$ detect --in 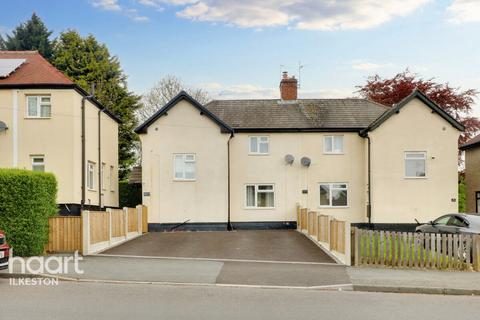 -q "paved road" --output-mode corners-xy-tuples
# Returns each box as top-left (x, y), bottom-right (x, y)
(2, 255), (349, 287)
(103, 230), (334, 263)
(1, 279), (479, 320)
